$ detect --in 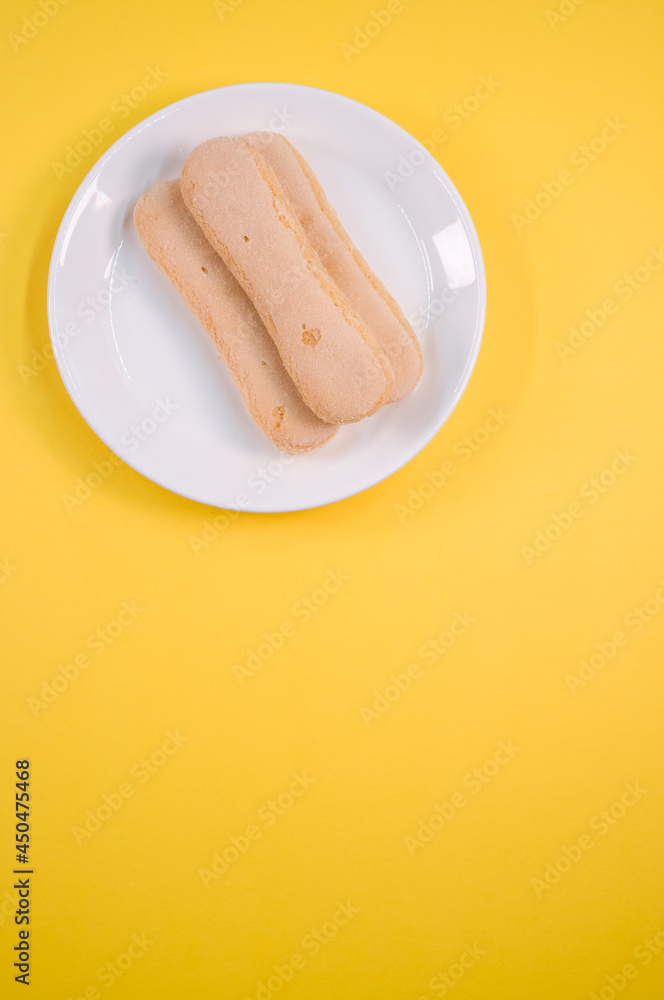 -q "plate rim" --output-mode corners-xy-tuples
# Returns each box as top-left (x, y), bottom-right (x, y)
(47, 81), (487, 513)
